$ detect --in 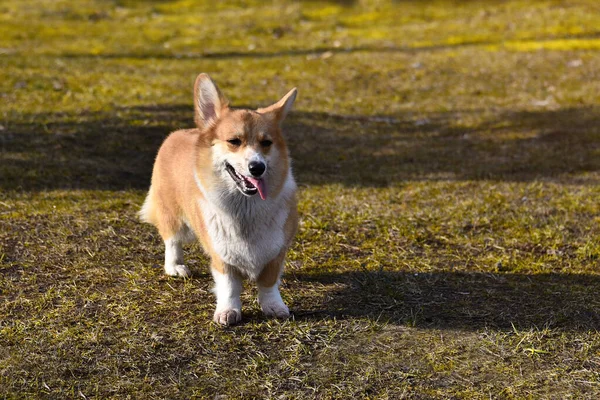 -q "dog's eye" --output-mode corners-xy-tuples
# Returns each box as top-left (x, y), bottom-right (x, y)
(227, 138), (242, 146)
(260, 140), (273, 147)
